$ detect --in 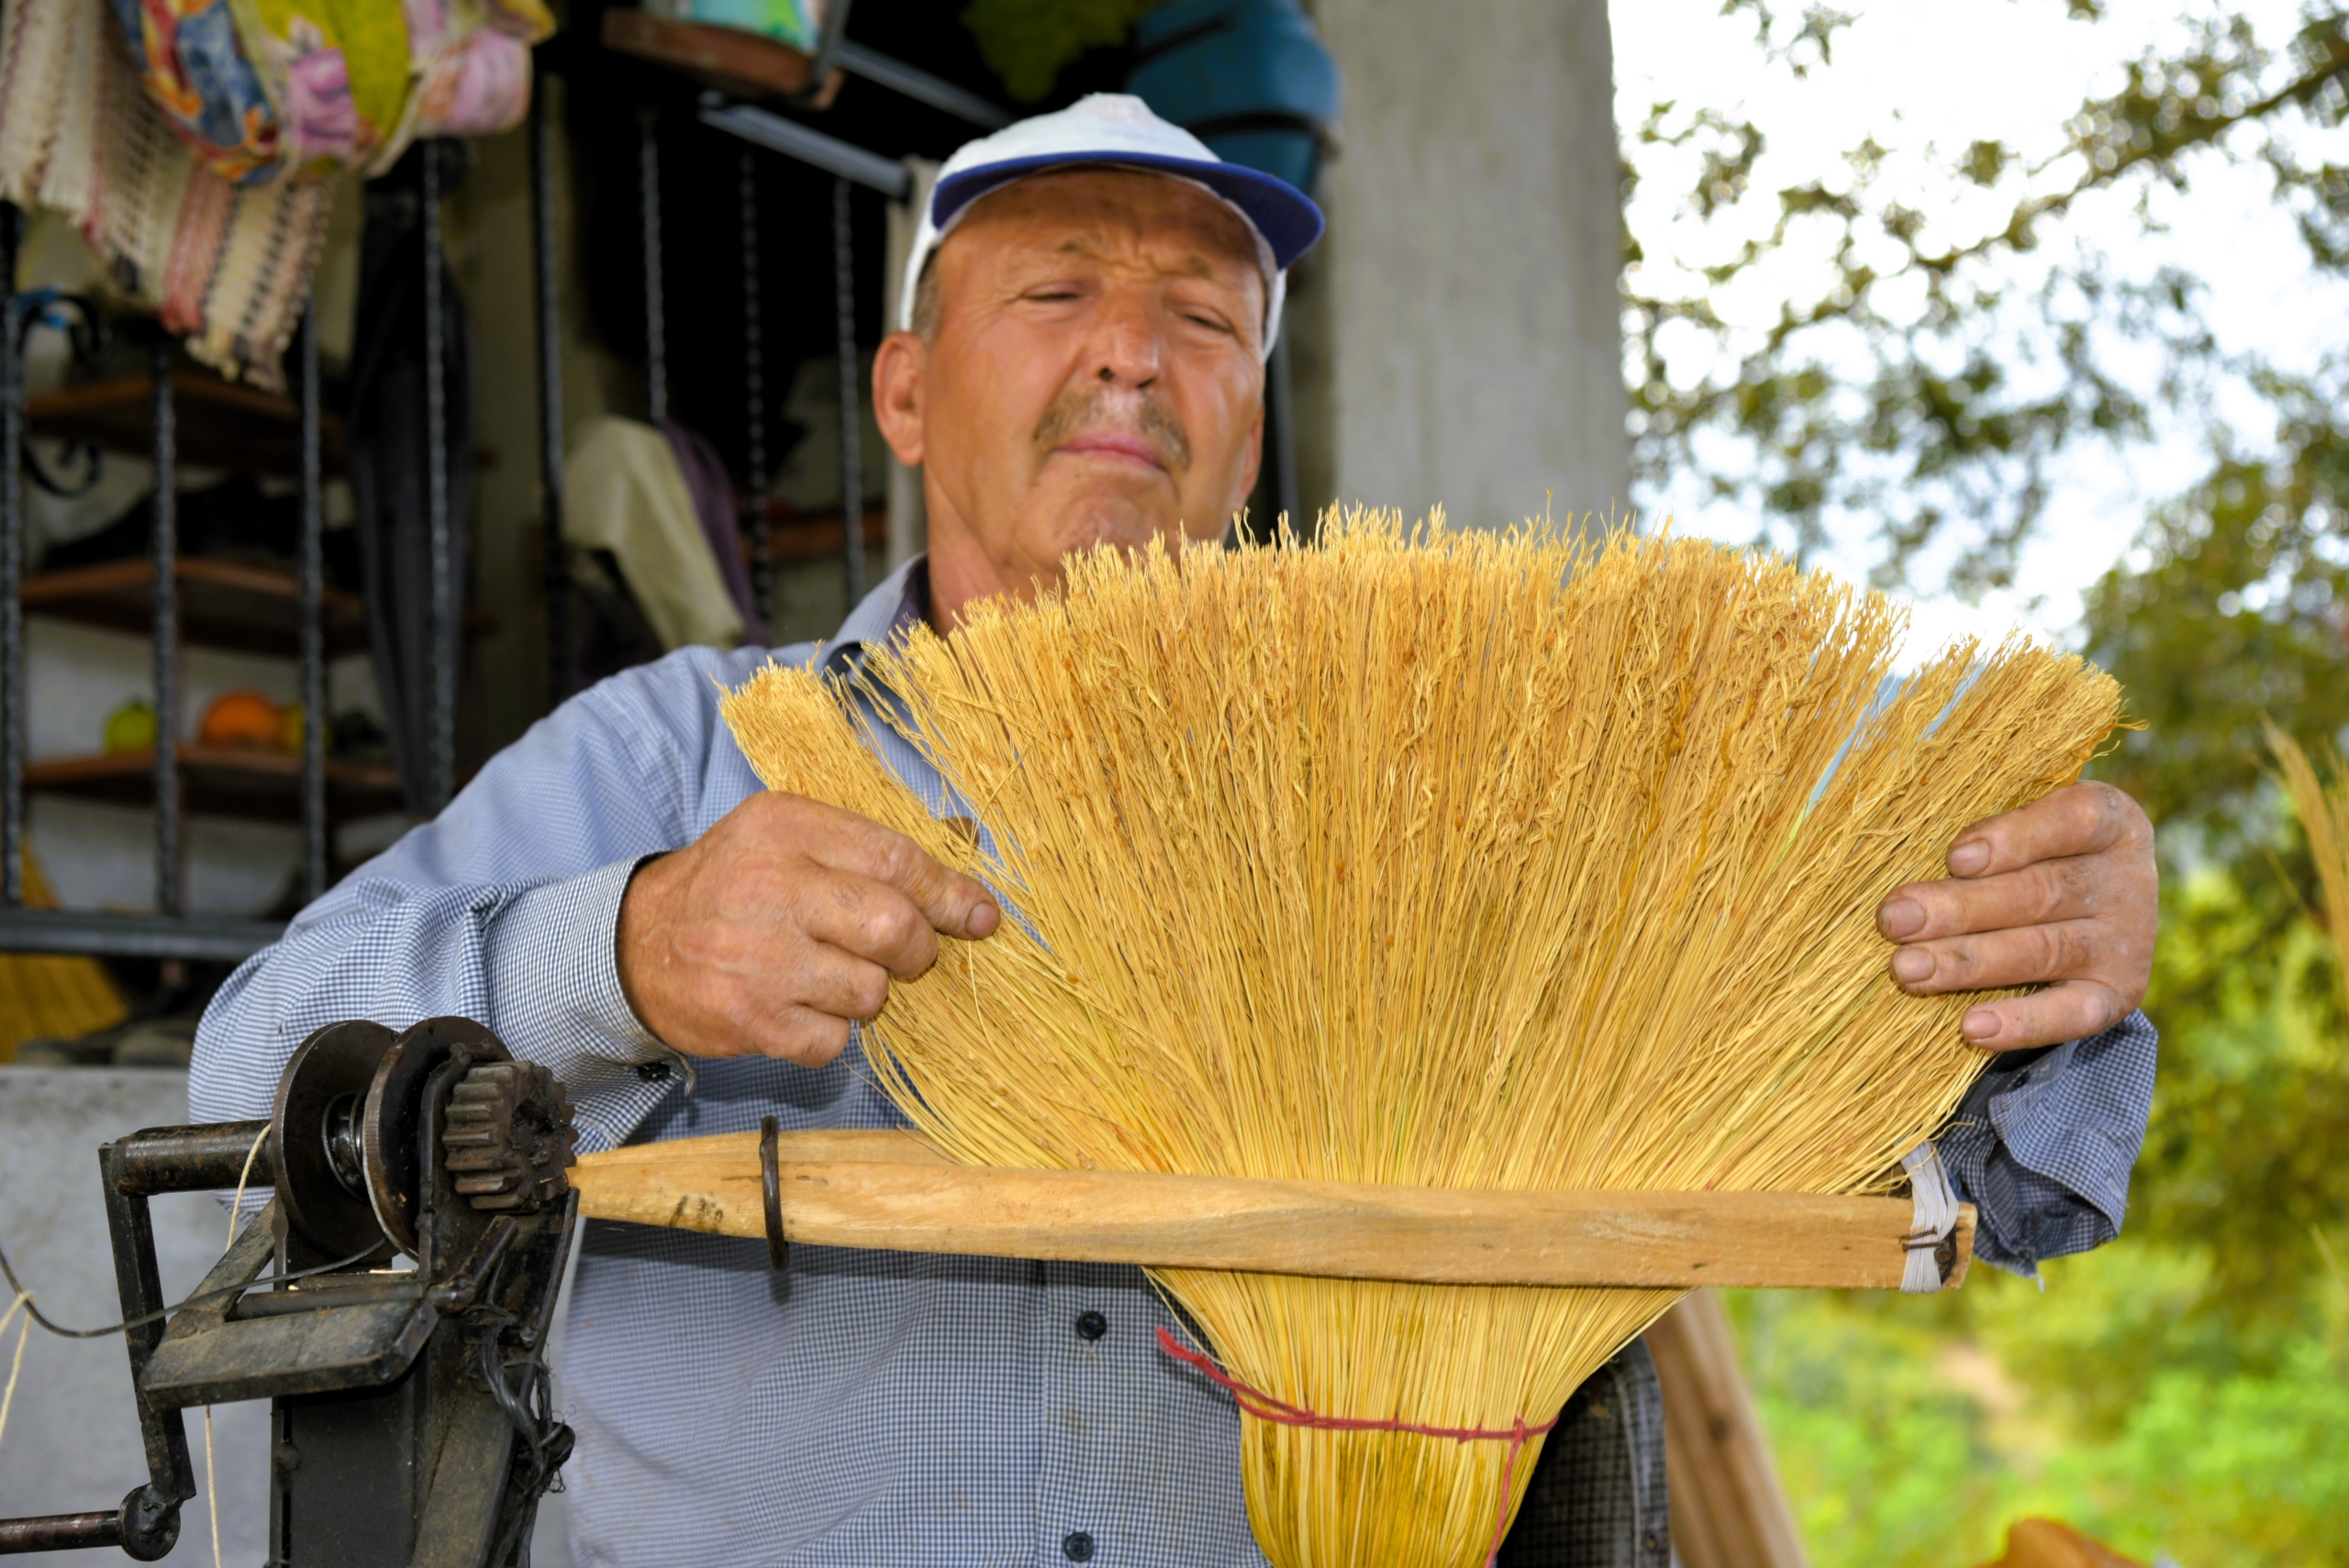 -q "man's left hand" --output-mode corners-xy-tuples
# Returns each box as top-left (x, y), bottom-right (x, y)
(1876, 781), (2157, 1051)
